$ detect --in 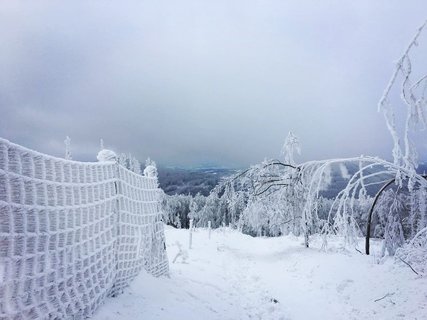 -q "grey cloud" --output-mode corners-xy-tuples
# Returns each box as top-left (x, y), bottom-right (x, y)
(0, 1), (426, 167)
